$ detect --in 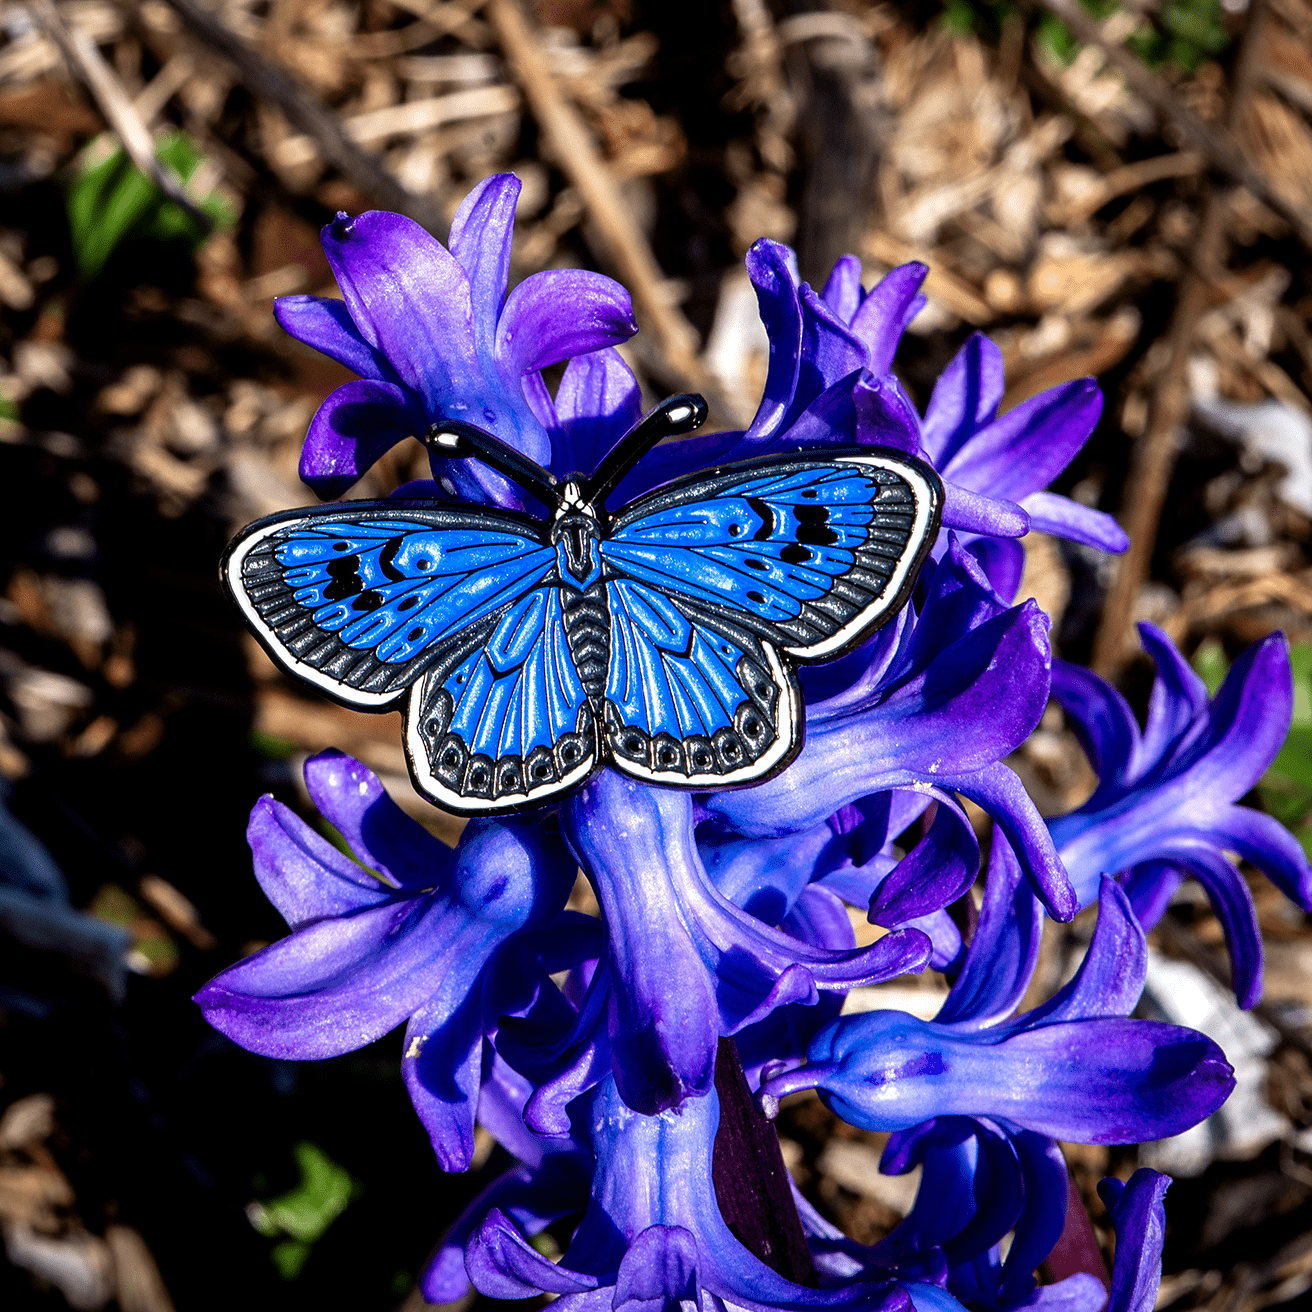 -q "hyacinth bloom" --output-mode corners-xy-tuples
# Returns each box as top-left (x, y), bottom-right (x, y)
(195, 170), (1263, 1312)
(275, 173), (637, 504)
(1049, 622), (1312, 1007)
(765, 838), (1223, 1312)
(194, 750), (576, 1169)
